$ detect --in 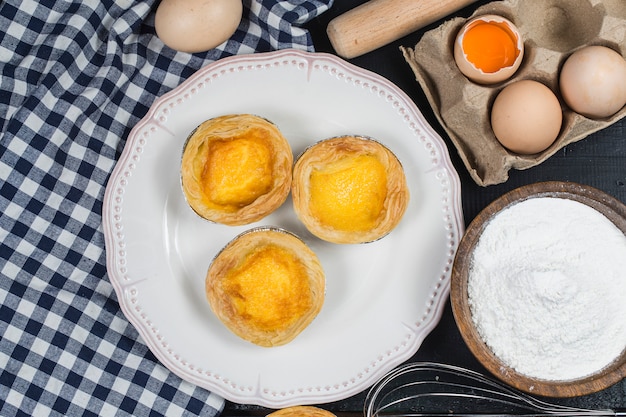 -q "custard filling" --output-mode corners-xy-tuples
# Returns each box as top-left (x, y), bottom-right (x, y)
(199, 135), (274, 210)
(222, 245), (313, 332)
(309, 154), (388, 232)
